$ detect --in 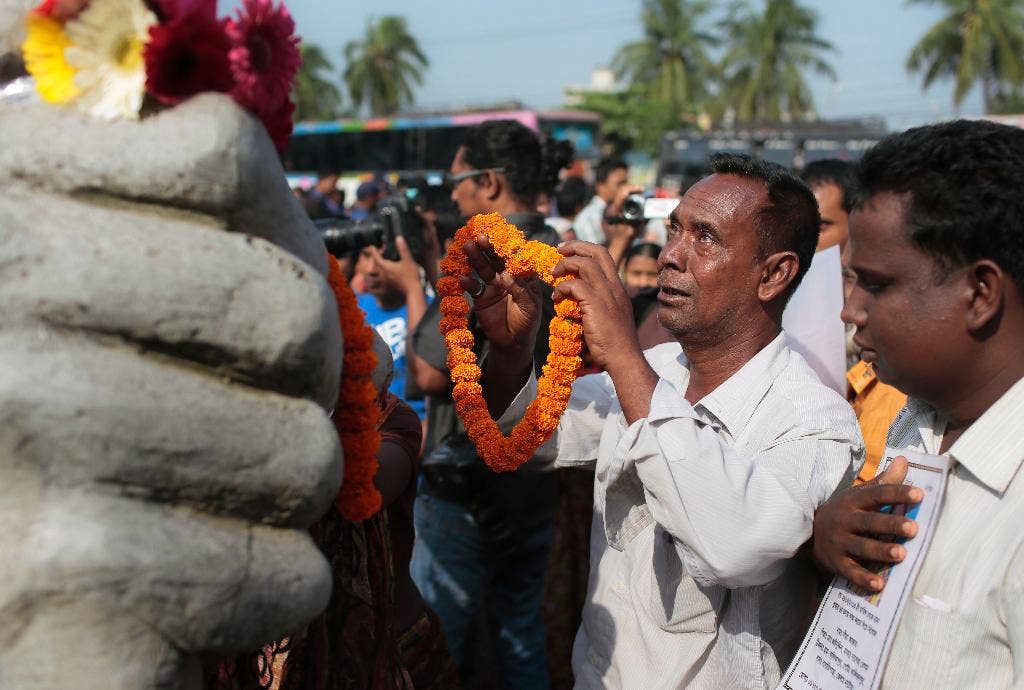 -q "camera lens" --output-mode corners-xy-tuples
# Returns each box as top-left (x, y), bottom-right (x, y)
(621, 194), (646, 222)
